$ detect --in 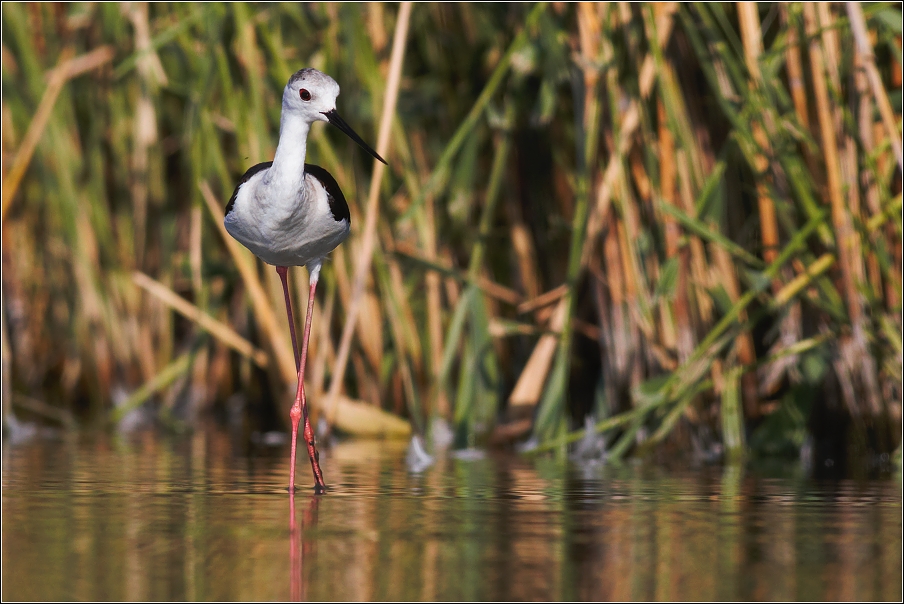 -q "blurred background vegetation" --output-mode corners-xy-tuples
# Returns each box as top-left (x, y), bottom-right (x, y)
(1, 2), (901, 471)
